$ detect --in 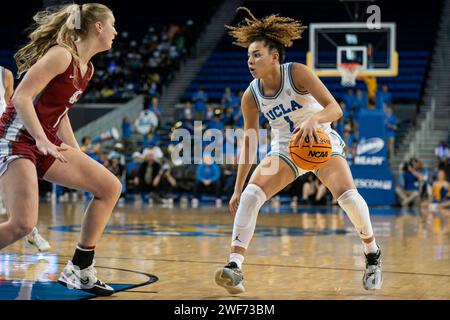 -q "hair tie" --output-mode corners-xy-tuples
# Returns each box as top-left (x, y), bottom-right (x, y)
(67, 4), (81, 30)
